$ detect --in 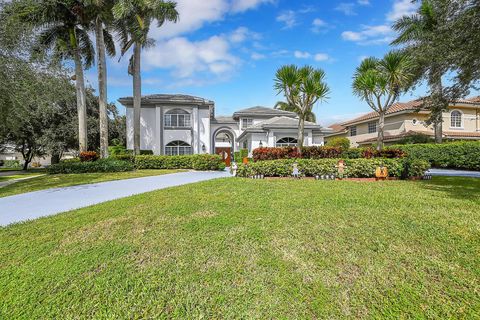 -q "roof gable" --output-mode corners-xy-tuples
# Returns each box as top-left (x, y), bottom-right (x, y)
(232, 106), (296, 118)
